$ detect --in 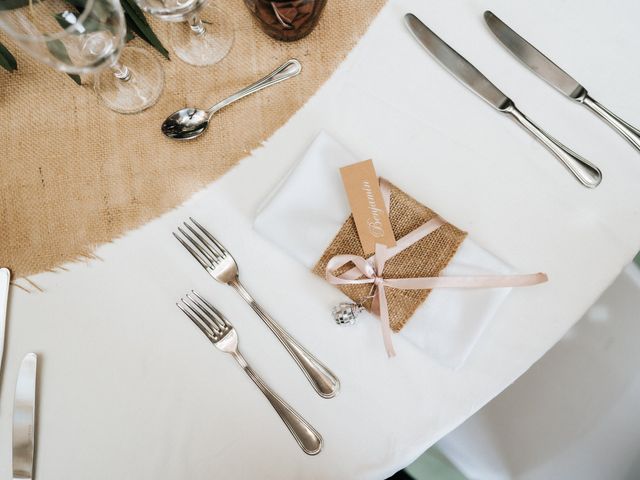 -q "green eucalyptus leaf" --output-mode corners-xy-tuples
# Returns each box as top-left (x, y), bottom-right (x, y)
(0, 41), (17, 71)
(67, 71), (82, 85)
(120, 0), (169, 58)
(65, 0), (87, 10)
(0, 0), (35, 11)
(124, 24), (134, 43)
